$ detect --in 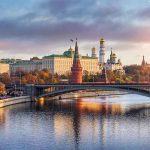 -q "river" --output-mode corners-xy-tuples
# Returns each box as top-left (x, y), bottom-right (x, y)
(0, 92), (150, 150)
